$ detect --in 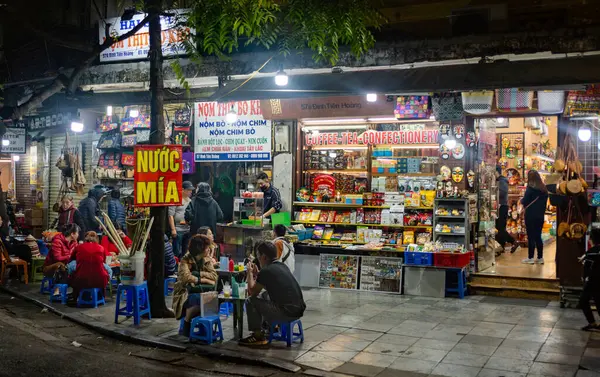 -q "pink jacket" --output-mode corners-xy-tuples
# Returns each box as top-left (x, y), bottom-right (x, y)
(44, 233), (76, 267)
